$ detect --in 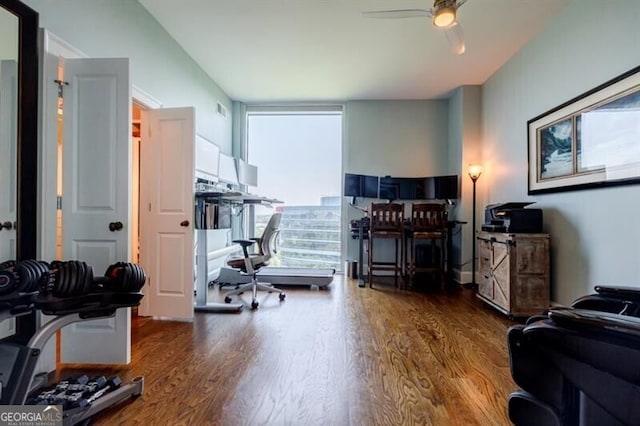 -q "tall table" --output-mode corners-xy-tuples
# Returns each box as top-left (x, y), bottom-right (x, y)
(352, 219), (464, 290)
